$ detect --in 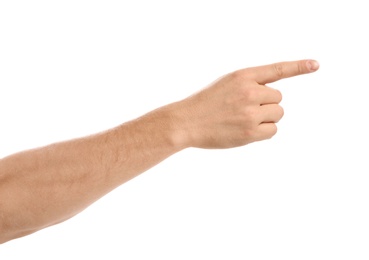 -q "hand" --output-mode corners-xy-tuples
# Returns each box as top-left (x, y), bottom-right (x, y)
(173, 59), (319, 149)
